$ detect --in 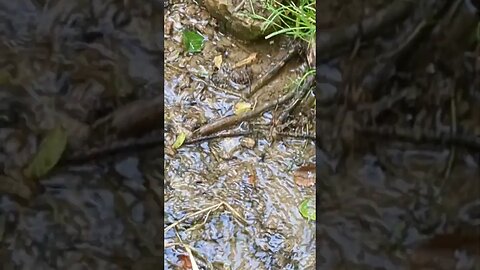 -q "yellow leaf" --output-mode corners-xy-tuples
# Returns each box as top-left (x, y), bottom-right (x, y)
(172, 132), (187, 149)
(234, 102), (252, 115)
(213, 55), (223, 69)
